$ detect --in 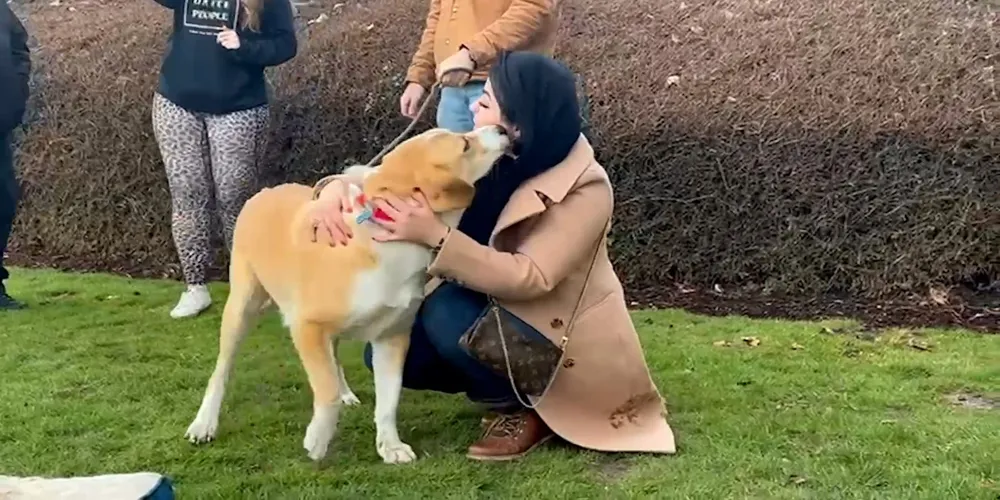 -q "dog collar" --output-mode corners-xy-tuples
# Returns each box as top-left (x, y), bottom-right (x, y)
(354, 193), (394, 224)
